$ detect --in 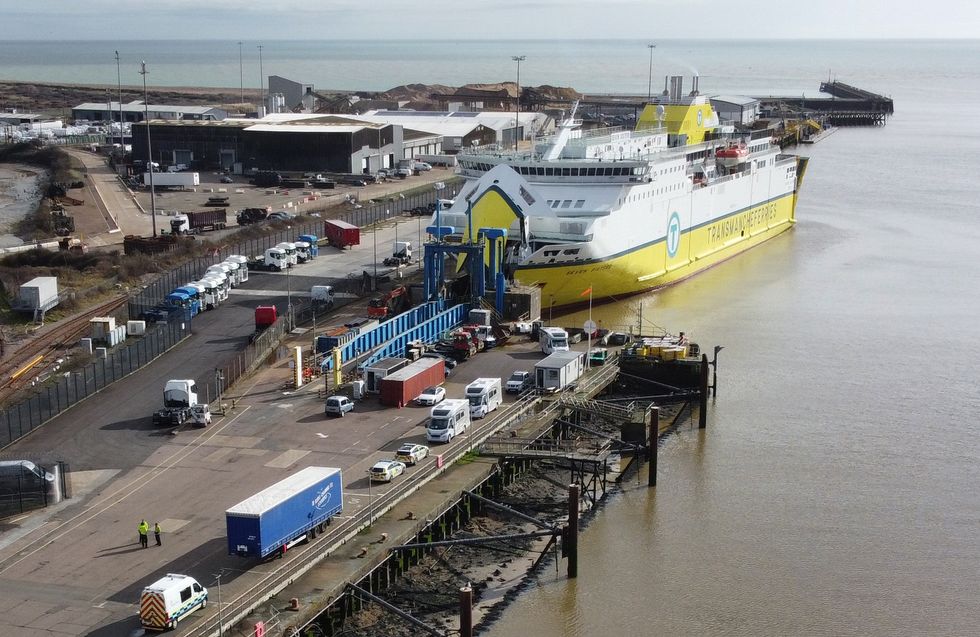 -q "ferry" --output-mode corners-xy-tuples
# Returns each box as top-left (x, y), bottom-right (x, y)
(434, 76), (809, 311)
